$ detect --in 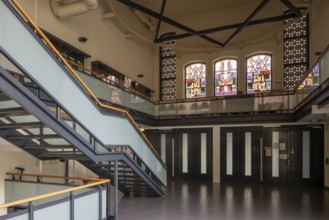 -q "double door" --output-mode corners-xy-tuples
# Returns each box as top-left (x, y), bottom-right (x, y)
(221, 127), (261, 182)
(262, 127), (324, 185)
(221, 126), (324, 186)
(145, 128), (213, 179)
(176, 128), (212, 179)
